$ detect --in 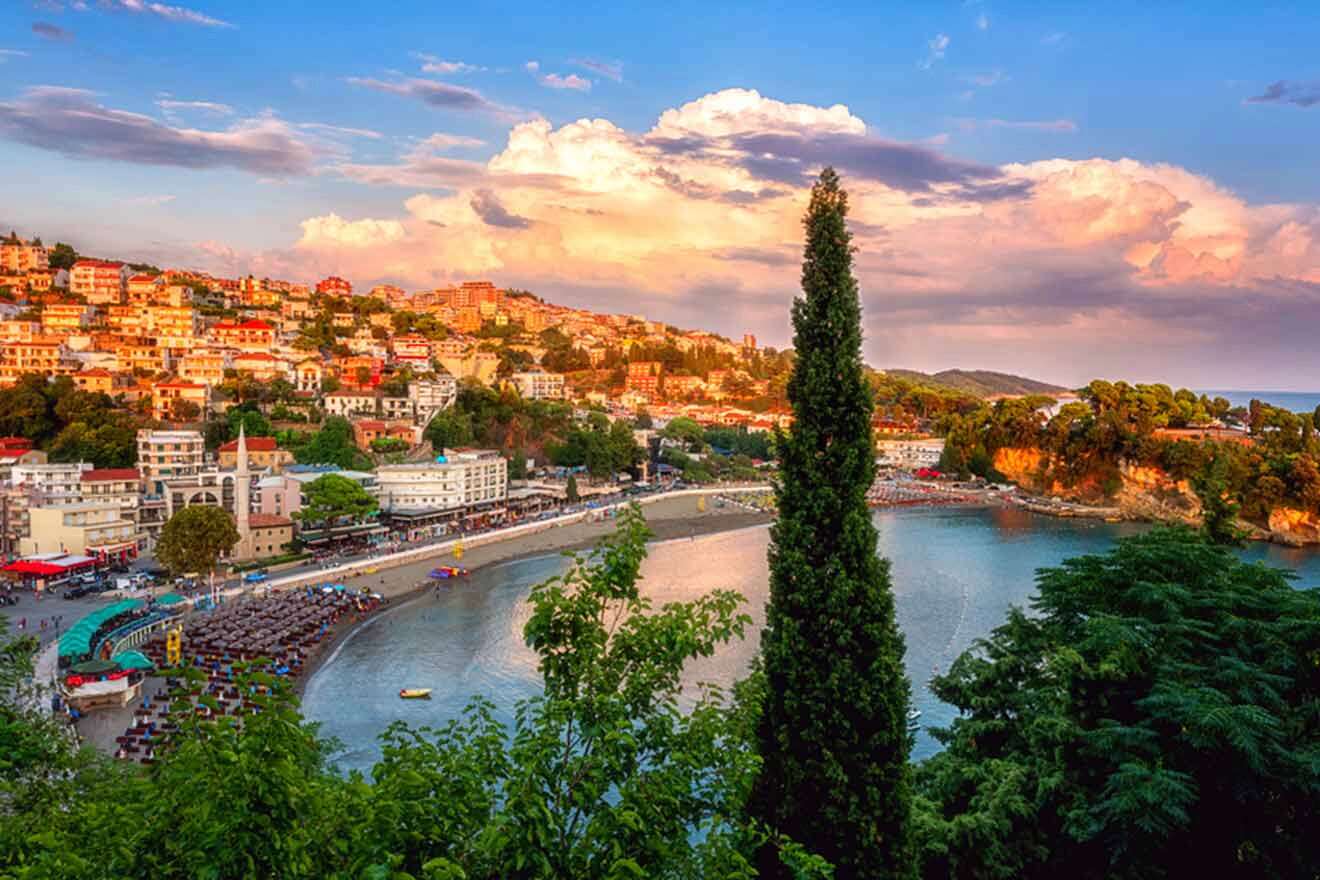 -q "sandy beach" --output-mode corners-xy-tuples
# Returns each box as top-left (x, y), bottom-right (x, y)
(293, 495), (773, 696)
